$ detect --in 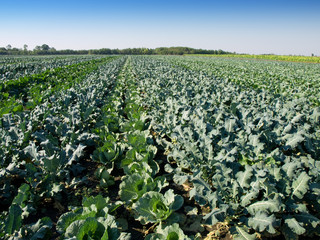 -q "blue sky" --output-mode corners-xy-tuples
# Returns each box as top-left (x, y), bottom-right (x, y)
(1, 0), (319, 55)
